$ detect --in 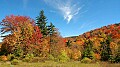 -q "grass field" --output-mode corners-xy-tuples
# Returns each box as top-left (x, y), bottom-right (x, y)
(0, 61), (120, 67)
